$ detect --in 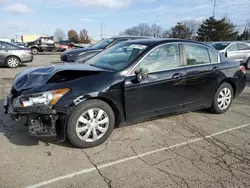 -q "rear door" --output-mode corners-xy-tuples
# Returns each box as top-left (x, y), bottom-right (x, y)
(182, 43), (222, 110)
